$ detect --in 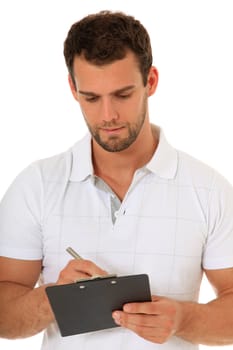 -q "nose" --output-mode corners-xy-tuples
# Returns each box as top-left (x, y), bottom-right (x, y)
(101, 97), (119, 122)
